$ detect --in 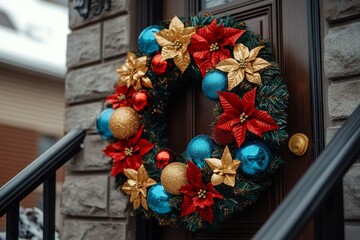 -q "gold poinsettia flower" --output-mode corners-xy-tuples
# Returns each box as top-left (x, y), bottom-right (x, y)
(117, 52), (153, 90)
(121, 165), (156, 210)
(154, 16), (196, 73)
(205, 145), (241, 187)
(216, 43), (271, 90)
